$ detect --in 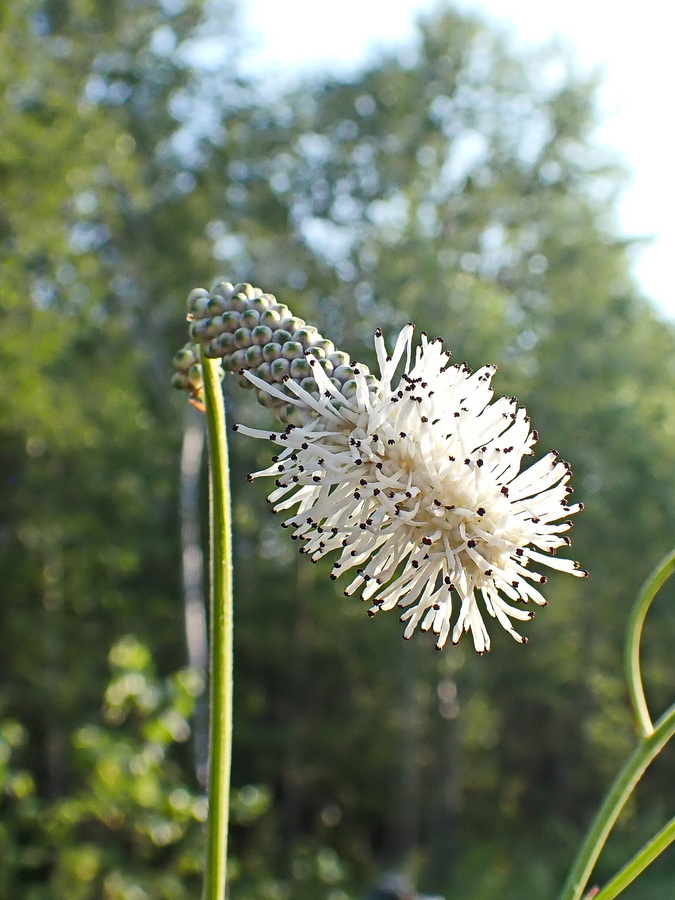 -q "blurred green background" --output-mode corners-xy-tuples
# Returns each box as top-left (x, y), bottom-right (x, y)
(1, 1), (674, 898)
